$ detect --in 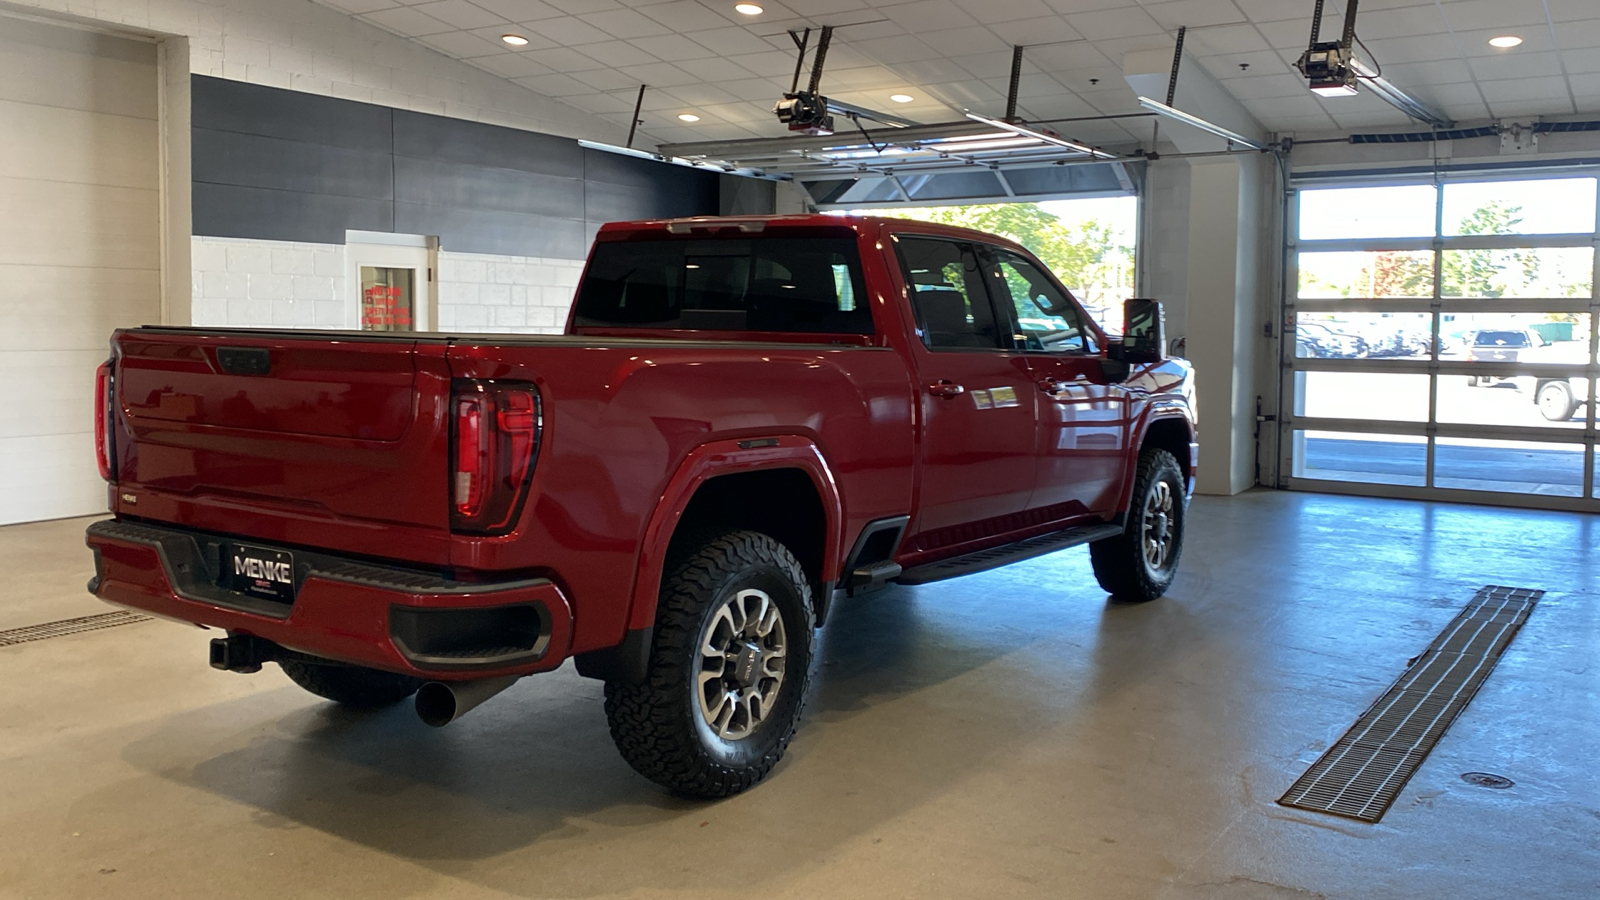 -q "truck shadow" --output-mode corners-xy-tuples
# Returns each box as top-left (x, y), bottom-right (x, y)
(117, 551), (1183, 897)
